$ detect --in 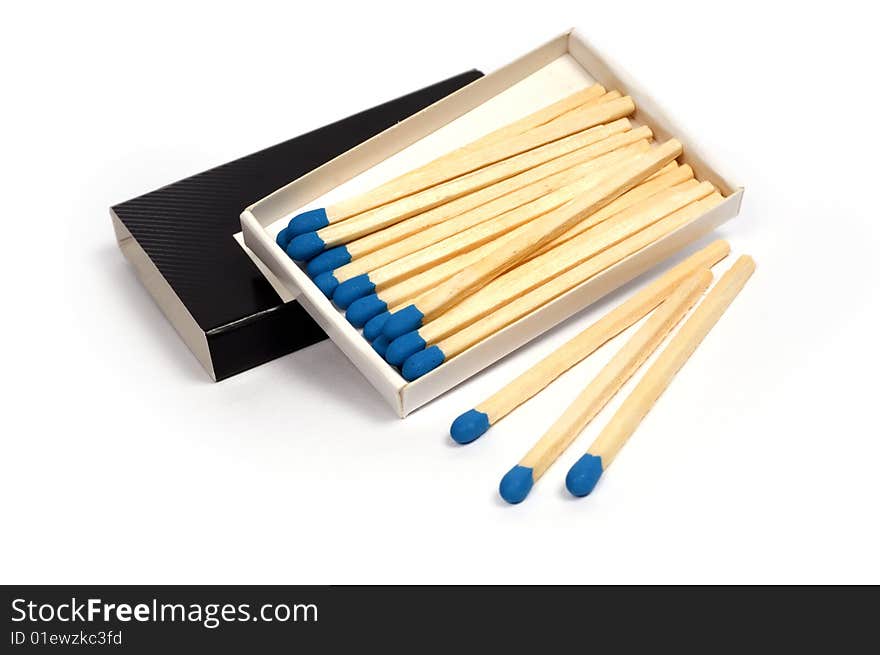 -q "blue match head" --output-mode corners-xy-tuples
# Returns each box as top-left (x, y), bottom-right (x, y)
(450, 409), (490, 444)
(306, 246), (351, 277)
(275, 226), (293, 249)
(346, 294), (388, 328)
(371, 335), (390, 357)
(401, 345), (446, 381)
(363, 310), (391, 341)
(312, 272), (339, 298)
(332, 274), (376, 309)
(384, 331), (426, 367)
(565, 454), (604, 497)
(286, 231), (326, 261)
(287, 207), (329, 236)
(382, 304), (424, 340)
(499, 466), (535, 504)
